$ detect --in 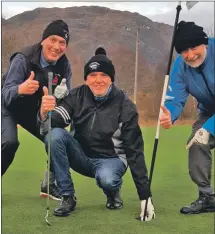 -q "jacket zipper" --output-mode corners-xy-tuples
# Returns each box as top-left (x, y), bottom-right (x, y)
(89, 108), (97, 139)
(199, 70), (214, 100)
